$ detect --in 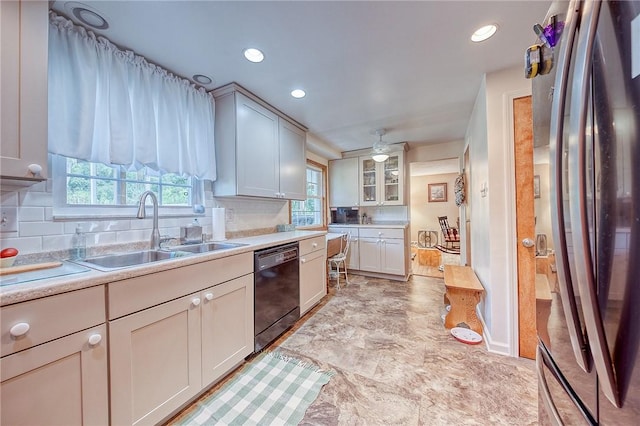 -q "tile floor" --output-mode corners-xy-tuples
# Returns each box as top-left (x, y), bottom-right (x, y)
(169, 274), (538, 425)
